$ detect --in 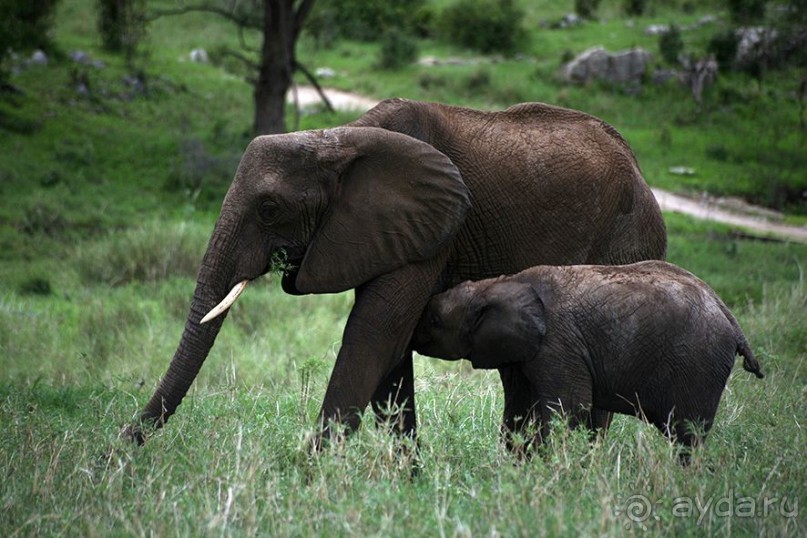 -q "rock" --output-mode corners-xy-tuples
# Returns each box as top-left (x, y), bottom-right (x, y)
(563, 47), (652, 85)
(189, 48), (208, 63)
(668, 166), (695, 176)
(645, 24), (670, 36)
(30, 50), (48, 66)
(696, 14), (717, 27)
(70, 50), (90, 64)
(315, 67), (335, 79)
(551, 13), (582, 29)
(735, 26), (777, 64)
(122, 74), (147, 98)
(70, 50), (106, 69)
(652, 68), (679, 85)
